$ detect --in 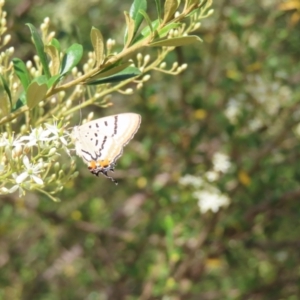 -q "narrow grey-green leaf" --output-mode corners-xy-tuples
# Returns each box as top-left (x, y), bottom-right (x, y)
(139, 9), (154, 34)
(149, 35), (202, 47)
(130, 0), (147, 35)
(13, 92), (27, 112)
(163, 0), (180, 24)
(47, 74), (61, 88)
(26, 81), (48, 109)
(50, 38), (61, 52)
(26, 23), (51, 79)
(155, 0), (162, 21)
(32, 75), (48, 85)
(133, 19), (160, 43)
(91, 27), (104, 67)
(124, 11), (136, 47)
(157, 22), (181, 38)
(45, 45), (60, 75)
(85, 66), (141, 85)
(60, 43), (83, 76)
(0, 94), (10, 116)
(12, 58), (31, 90)
(89, 62), (132, 80)
(0, 83), (10, 115)
(0, 75), (12, 107)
